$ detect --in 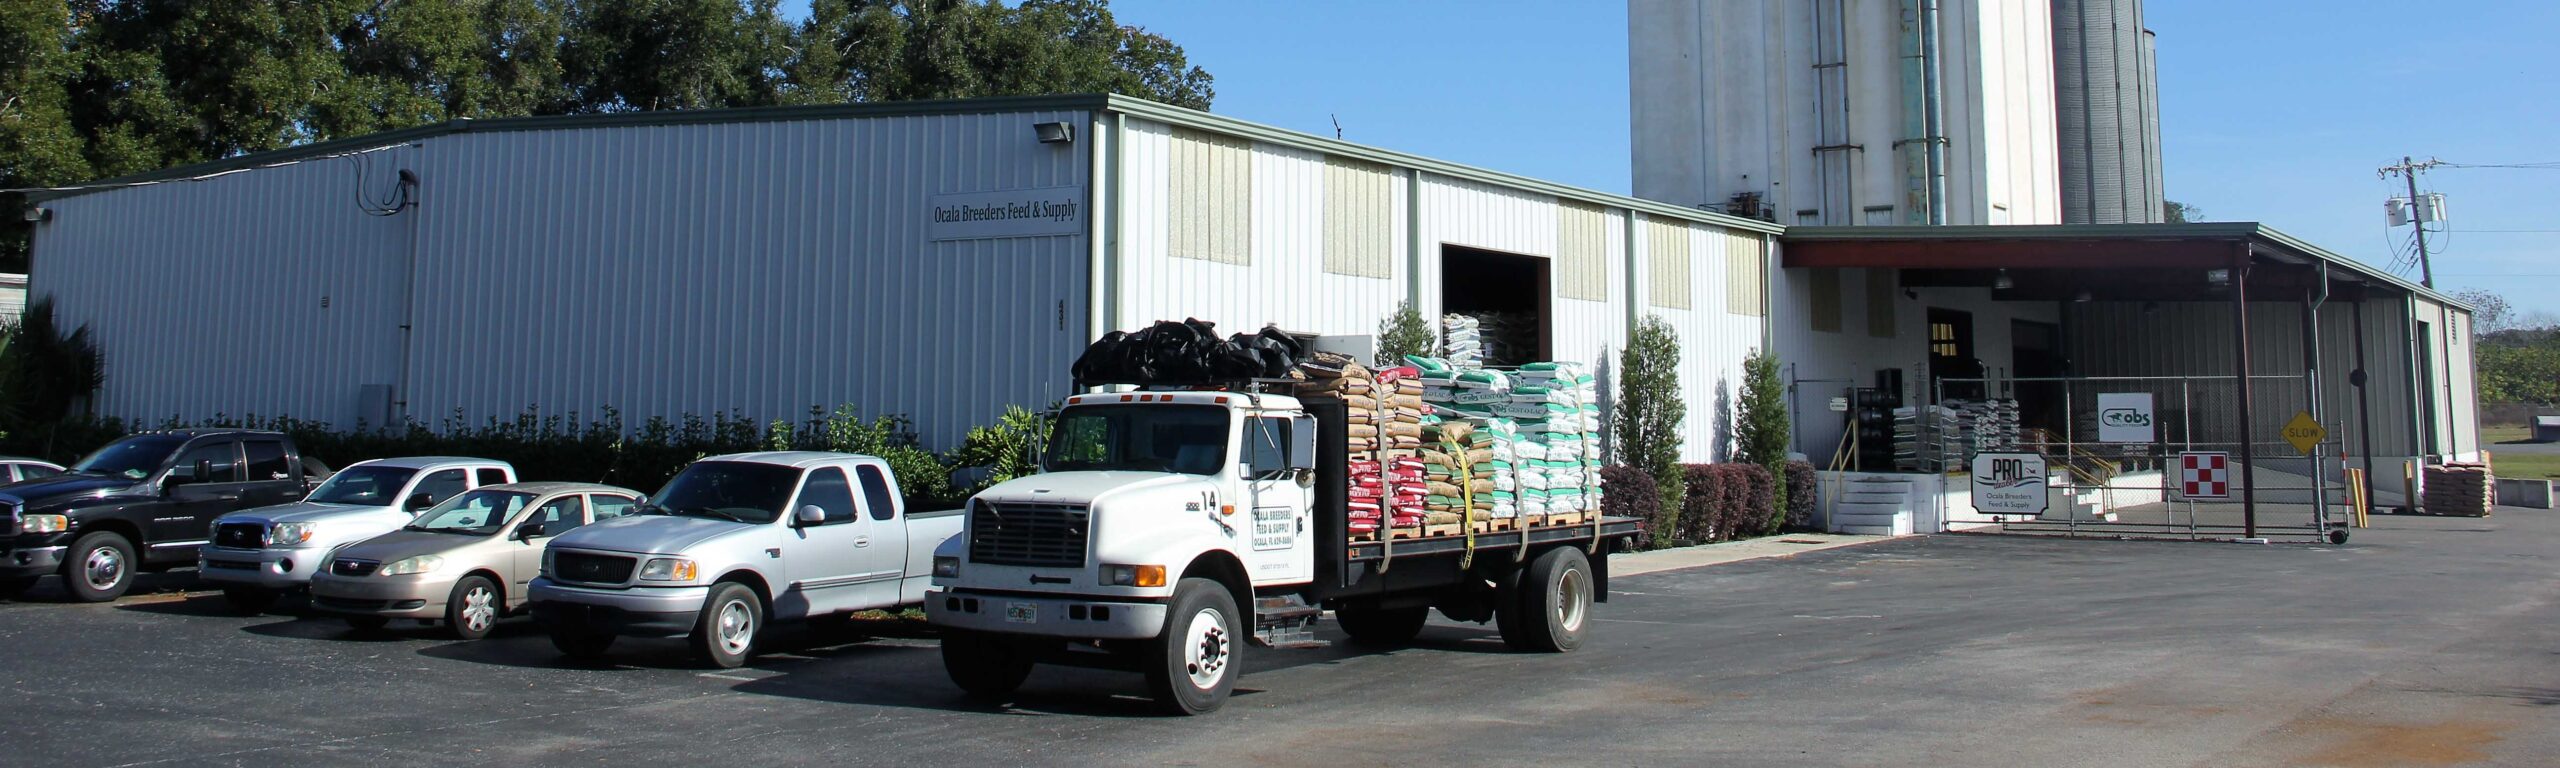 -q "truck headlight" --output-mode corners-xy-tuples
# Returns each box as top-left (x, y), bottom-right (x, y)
(20, 514), (68, 534)
(379, 555), (443, 576)
(268, 522), (317, 546)
(932, 555), (961, 578)
(639, 558), (697, 582)
(1100, 564), (1166, 588)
